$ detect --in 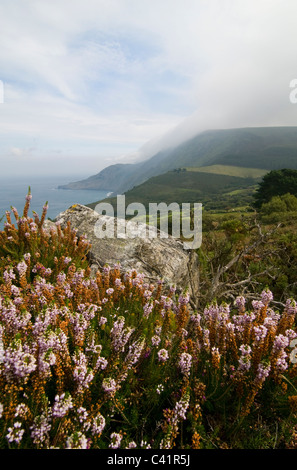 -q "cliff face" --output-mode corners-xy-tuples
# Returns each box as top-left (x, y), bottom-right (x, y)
(47, 204), (199, 305)
(58, 163), (144, 193)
